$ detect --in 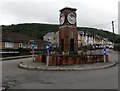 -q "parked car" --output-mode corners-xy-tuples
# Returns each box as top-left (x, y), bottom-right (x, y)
(109, 45), (114, 49)
(99, 45), (103, 49)
(106, 45), (109, 48)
